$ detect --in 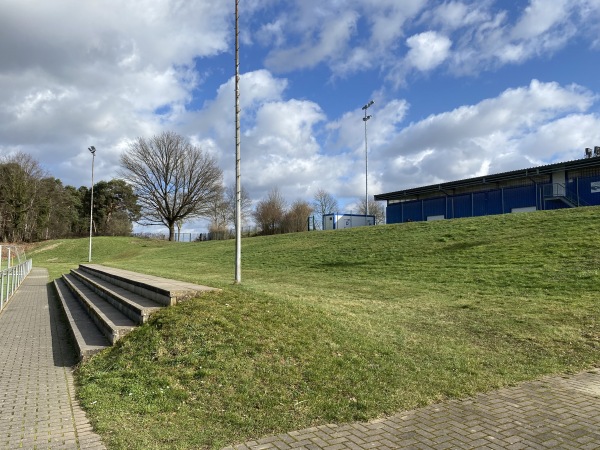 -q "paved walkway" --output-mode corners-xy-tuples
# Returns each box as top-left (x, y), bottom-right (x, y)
(0, 268), (105, 450)
(226, 369), (600, 449)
